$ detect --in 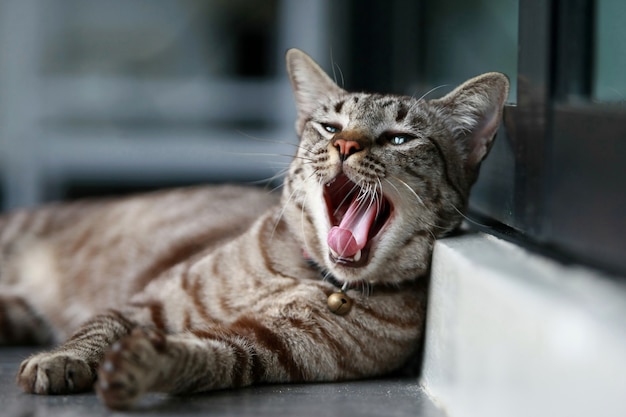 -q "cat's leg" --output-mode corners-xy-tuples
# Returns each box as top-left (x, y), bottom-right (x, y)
(16, 310), (135, 394)
(95, 308), (421, 410)
(0, 294), (53, 345)
(95, 319), (304, 410)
